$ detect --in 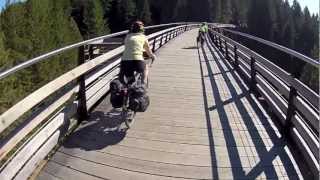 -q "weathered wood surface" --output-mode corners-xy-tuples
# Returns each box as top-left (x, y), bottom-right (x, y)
(38, 30), (307, 179)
